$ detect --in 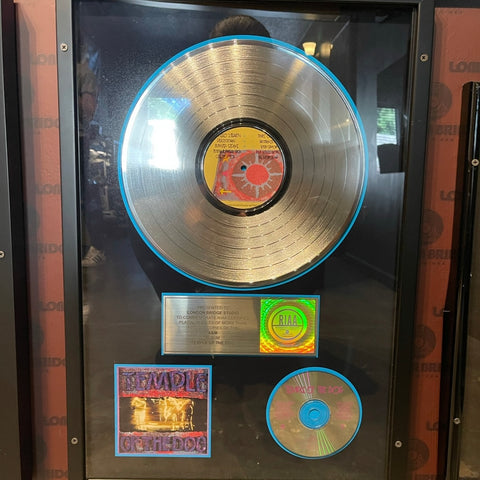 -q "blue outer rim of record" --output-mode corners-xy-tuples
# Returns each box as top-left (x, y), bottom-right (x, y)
(266, 367), (363, 459)
(118, 35), (369, 291)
